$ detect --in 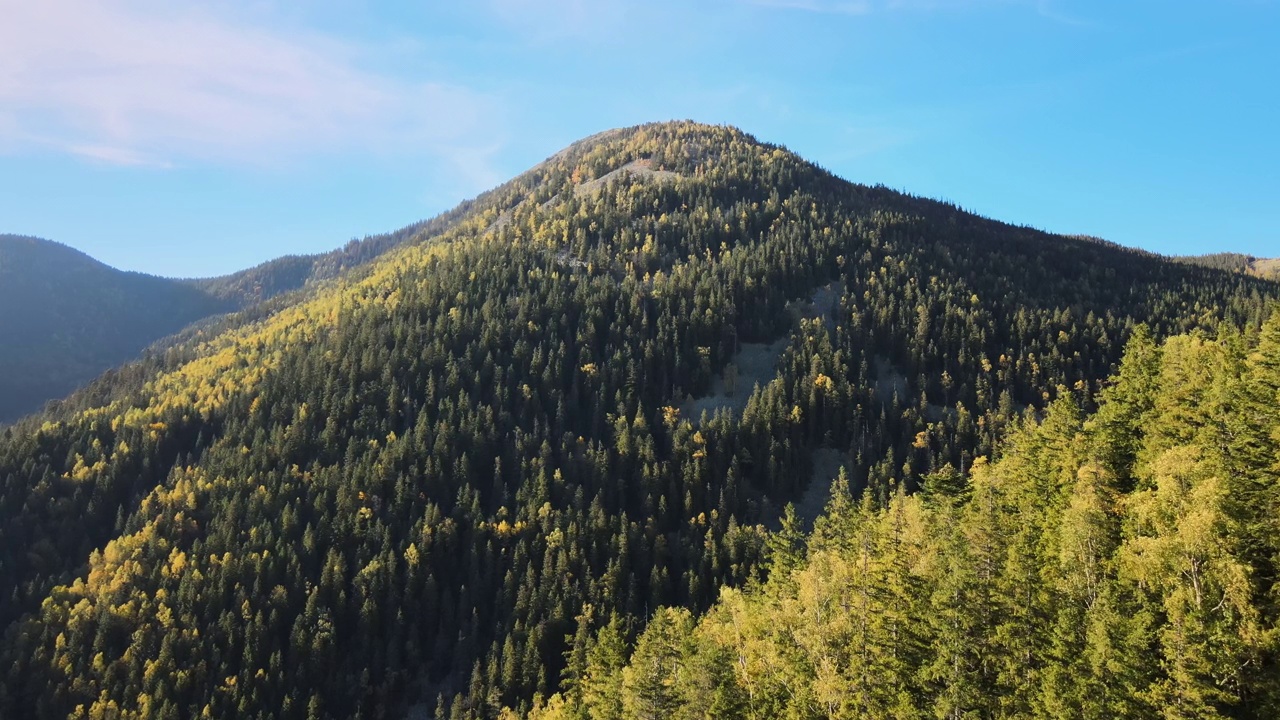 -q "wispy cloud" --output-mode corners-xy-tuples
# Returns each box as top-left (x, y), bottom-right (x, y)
(0, 0), (503, 178)
(66, 144), (173, 168)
